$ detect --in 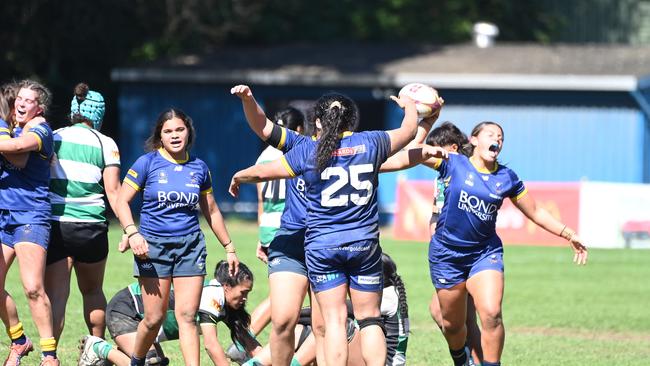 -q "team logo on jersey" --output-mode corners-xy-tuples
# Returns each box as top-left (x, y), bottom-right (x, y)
(157, 190), (200, 208)
(158, 171), (168, 184)
(269, 258), (281, 267)
(437, 278), (448, 285)
(458, 189), (498, 221)
(331, 144), (366, 157)
(489, 254), (500, 264)
(210, 298), (222, 313)
(464, 173), (474, 186)
(174, 165), (183, 171)
(495, 182), (502, 193)
(481, 175), (489, 181)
